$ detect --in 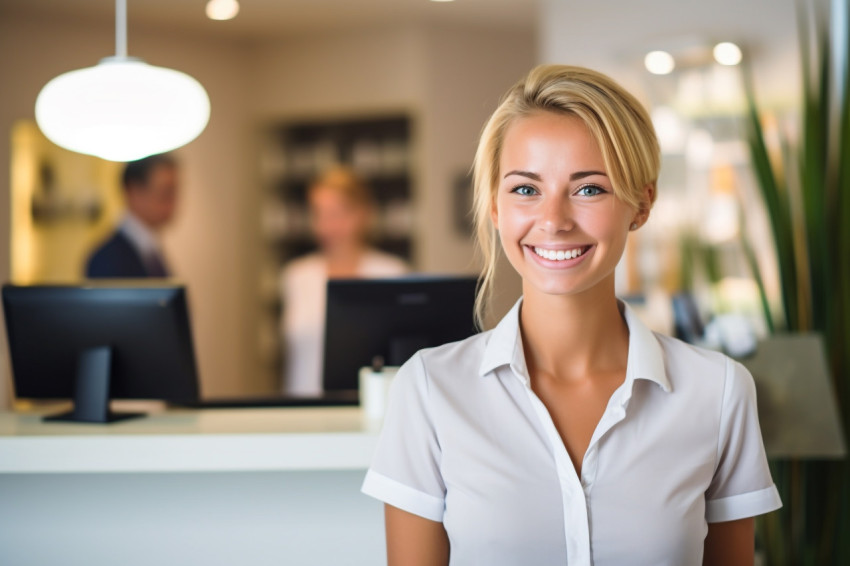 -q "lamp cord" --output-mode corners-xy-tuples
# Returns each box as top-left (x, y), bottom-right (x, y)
(115, 0), (127, 58)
